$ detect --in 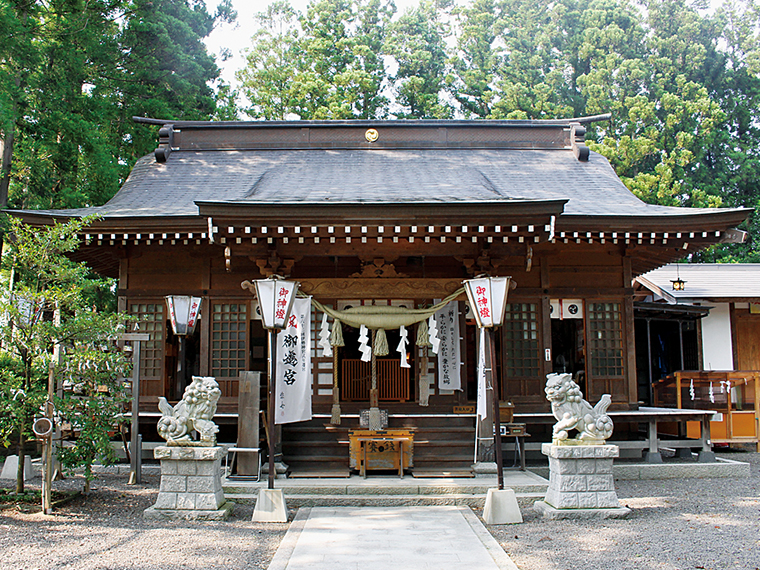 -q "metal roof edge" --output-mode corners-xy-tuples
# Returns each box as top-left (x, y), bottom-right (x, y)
(132, 114), (612, 129)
